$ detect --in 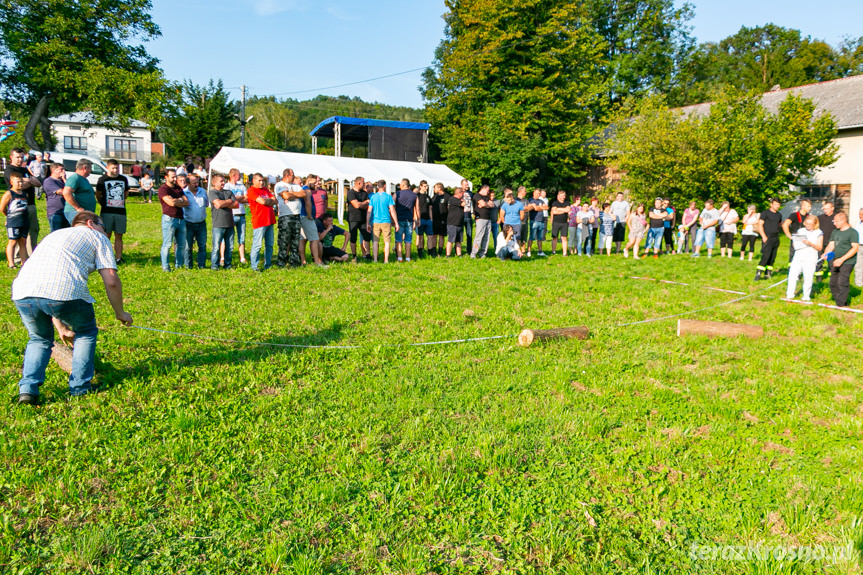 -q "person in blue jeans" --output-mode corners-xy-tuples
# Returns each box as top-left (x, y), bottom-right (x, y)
(183, 174), (209, 269)
(646, 197), (667, 258)
(157, 169), (189, 270)
(11, 211), (133, 405)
